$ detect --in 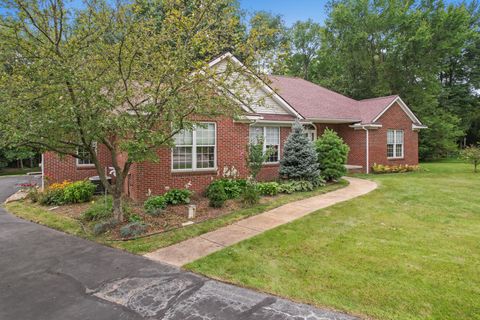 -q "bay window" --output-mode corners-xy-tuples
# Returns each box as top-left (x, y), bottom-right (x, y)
(387, 129), (404, 158)
(172, 123), (216, 171)
(249, 126), (280, 163)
